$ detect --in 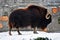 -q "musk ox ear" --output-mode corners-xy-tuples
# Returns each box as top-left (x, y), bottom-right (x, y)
(46, 10), (51, 19)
